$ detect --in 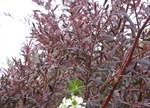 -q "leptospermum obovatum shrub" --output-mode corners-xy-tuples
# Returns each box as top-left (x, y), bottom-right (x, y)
(0, 0), (150, 107)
